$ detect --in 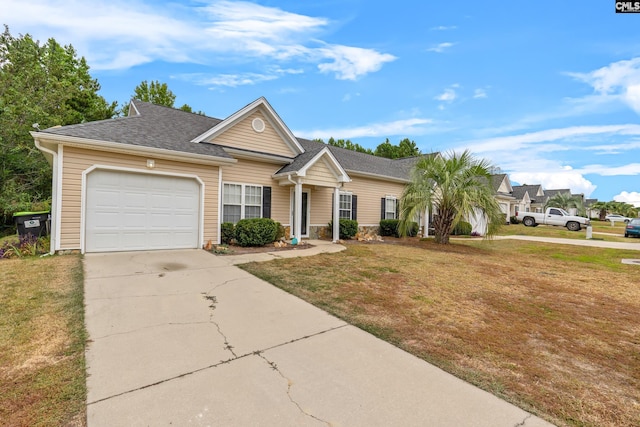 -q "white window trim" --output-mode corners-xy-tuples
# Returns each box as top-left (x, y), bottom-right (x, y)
(222, 182), (263, 223)
(385, 195), (397, 220)
(339, 191), (353, 220)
